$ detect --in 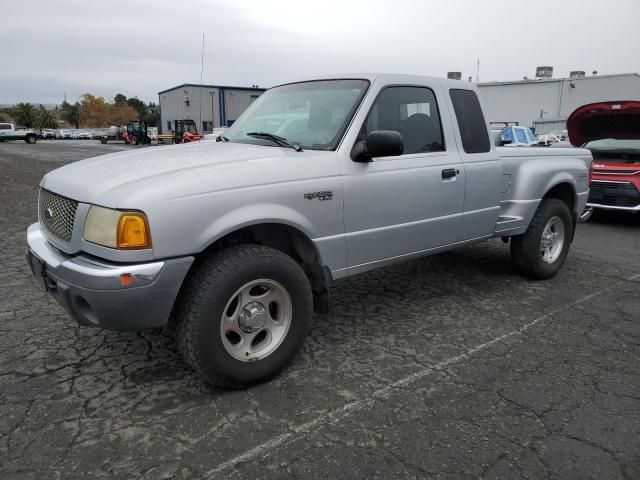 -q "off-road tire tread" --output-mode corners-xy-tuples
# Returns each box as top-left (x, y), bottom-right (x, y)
(175, 244), (312, 388)
(511, 198), (571, 279)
